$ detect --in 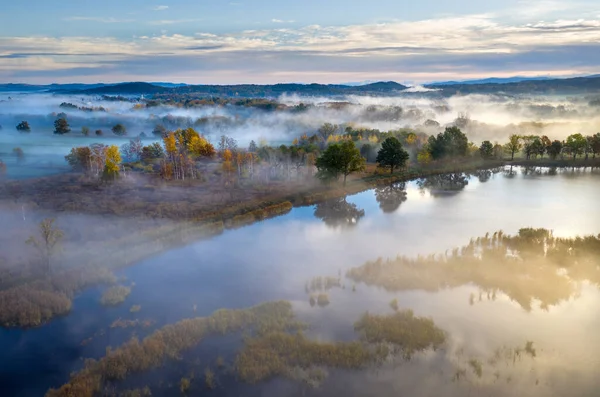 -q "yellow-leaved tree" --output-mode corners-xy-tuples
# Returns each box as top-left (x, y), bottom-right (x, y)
(103, 145), (122, 180)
